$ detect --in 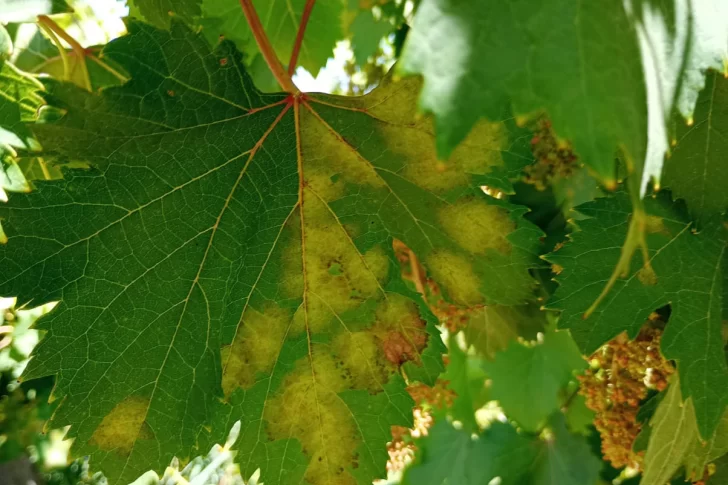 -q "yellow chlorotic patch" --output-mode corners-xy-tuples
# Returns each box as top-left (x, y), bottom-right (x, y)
(637, 265), (658, 286)
(281, 215), (304, 299)
(265, 352), (359, 485)
(300, 107), (383, 203)
(374, 117), (505, 194)
(221, 305), (291, 396)
(358, 76), (425, 124)
(426, 250), (483, 306)
(438, 197), (514, 255)
(90, 396), (151, 455)
(644, 215), (669, 236)
(296, 191), (386, 334)
(331, 331), (391, 392)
